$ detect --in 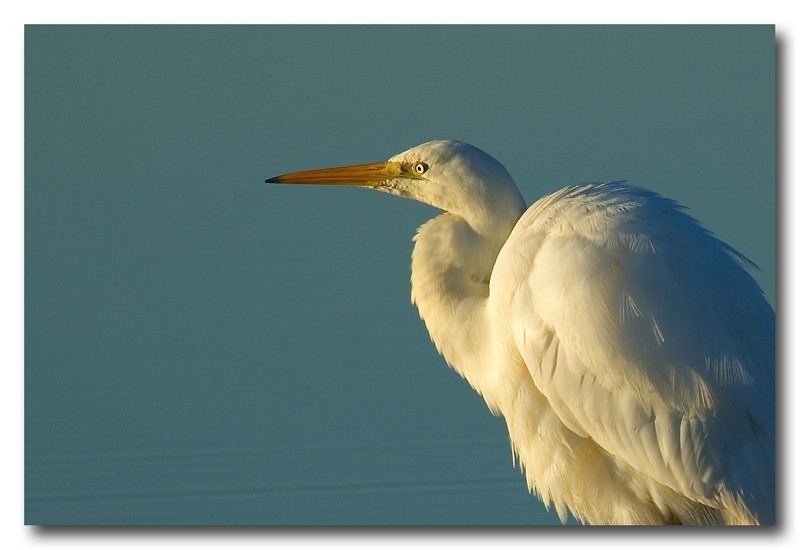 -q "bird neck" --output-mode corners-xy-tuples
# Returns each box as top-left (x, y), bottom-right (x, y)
(410, 211), (521, 392)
